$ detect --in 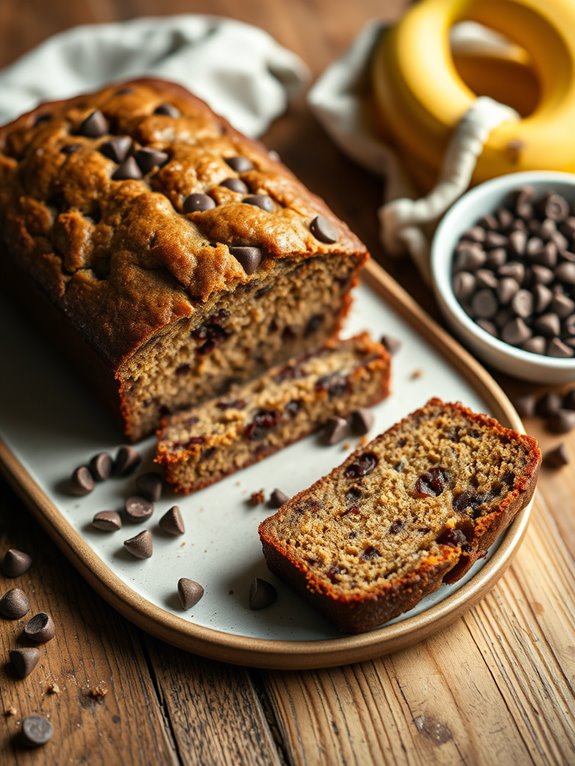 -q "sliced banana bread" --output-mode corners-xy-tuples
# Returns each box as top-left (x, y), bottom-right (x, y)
(258, 398), (541, 633)
(156, 333), (391, 493)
